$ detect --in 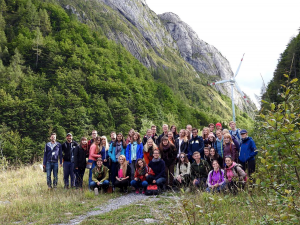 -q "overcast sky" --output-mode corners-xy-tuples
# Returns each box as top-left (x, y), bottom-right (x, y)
(147, 0), (300, 106)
